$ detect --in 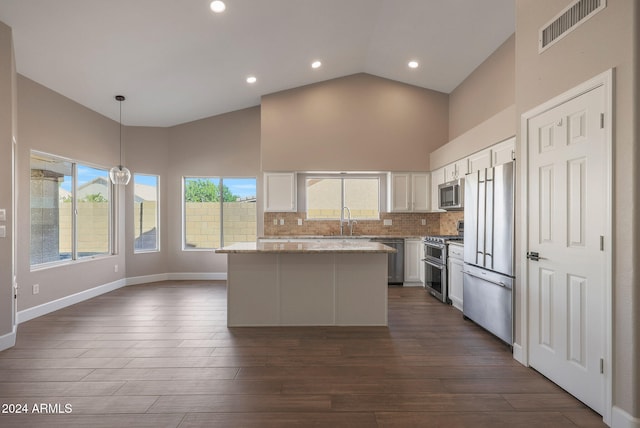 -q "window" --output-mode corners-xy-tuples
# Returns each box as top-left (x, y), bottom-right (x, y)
(183, 177), (256, 250)
(30, 152), (112, 267)
(134, 174), (159, 253)
(306, 176), (380, 220)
